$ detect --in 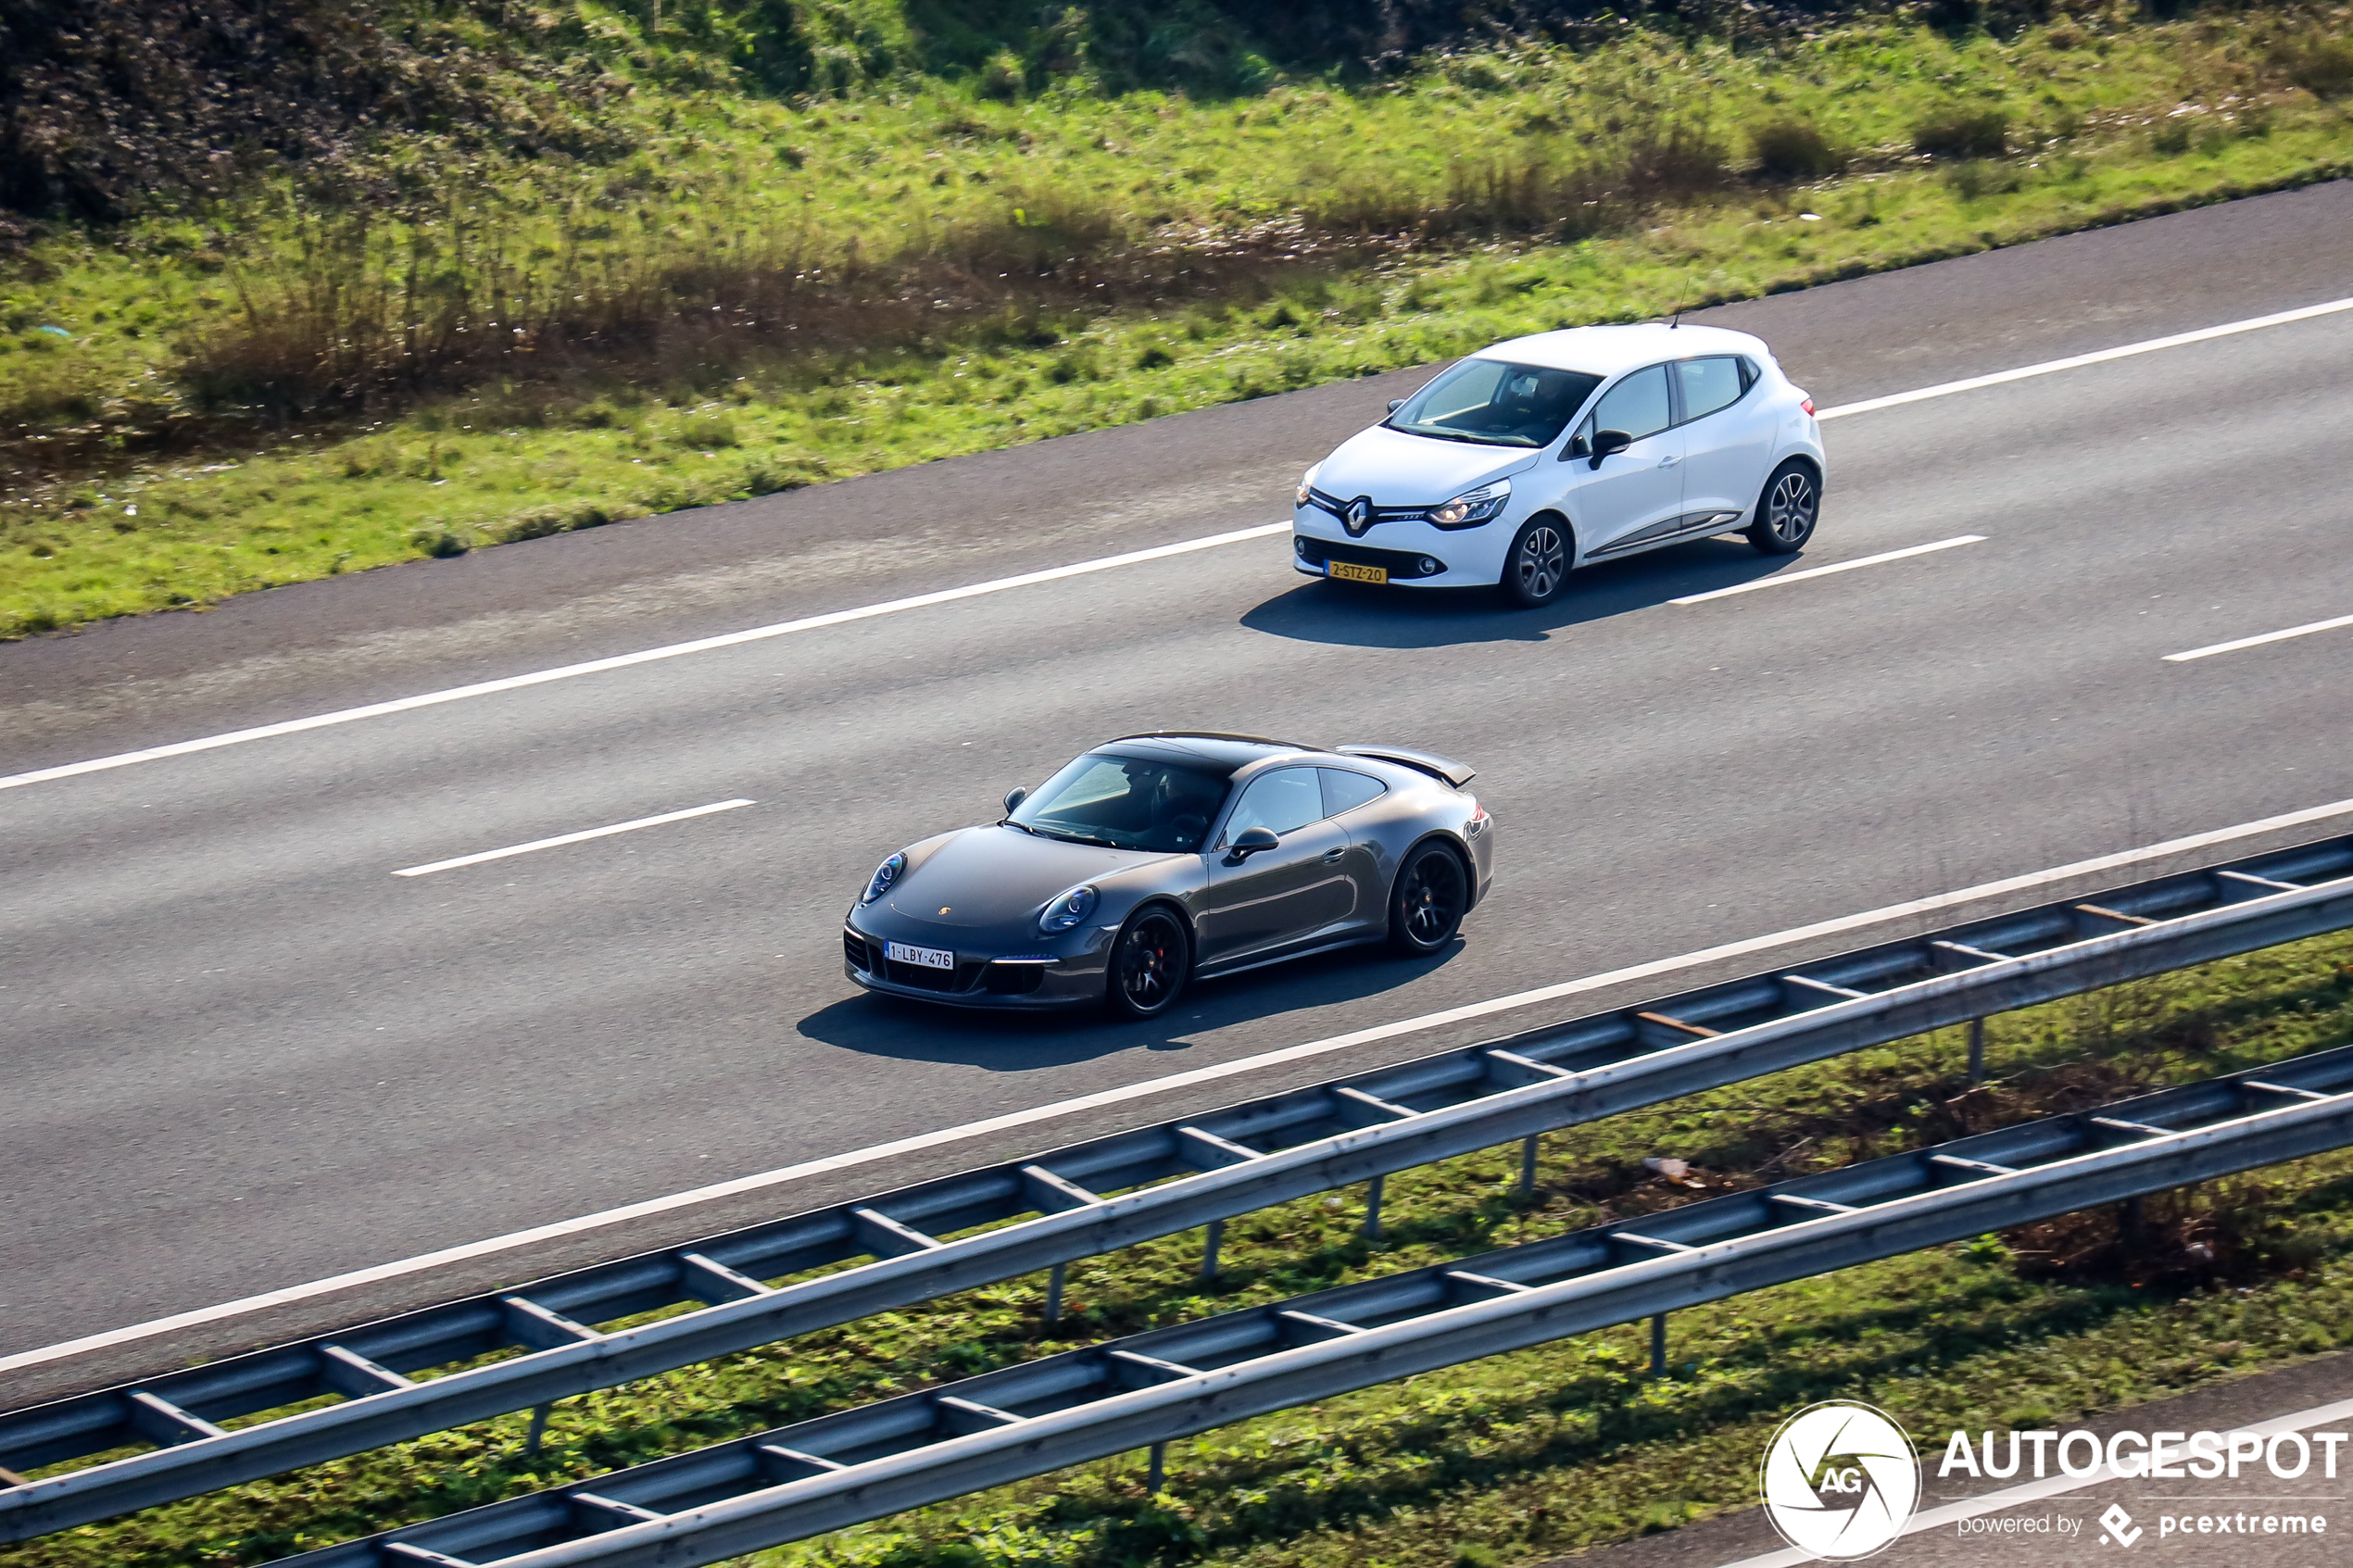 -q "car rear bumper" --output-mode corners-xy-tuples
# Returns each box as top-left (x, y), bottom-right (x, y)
(1468, 818), (1496, 907)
